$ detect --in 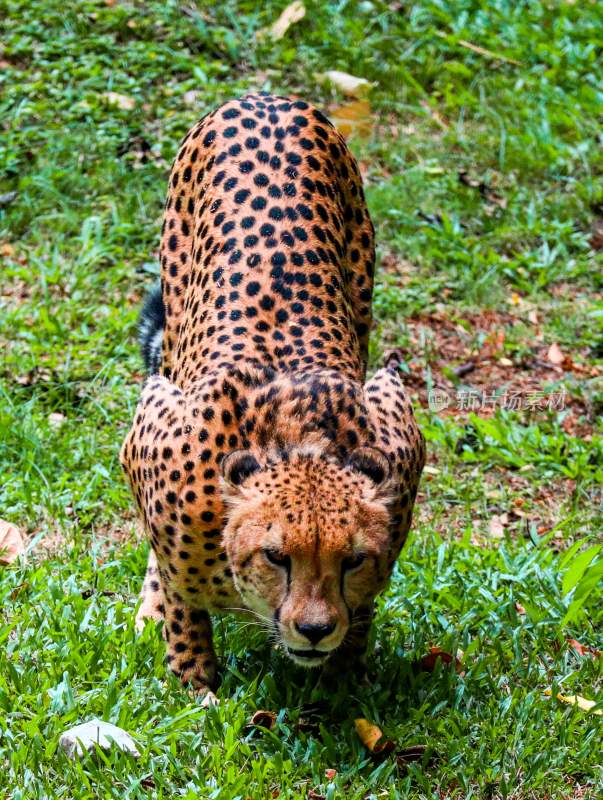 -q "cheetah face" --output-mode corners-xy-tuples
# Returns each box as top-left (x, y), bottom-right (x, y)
(221, 445), (393, 667)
